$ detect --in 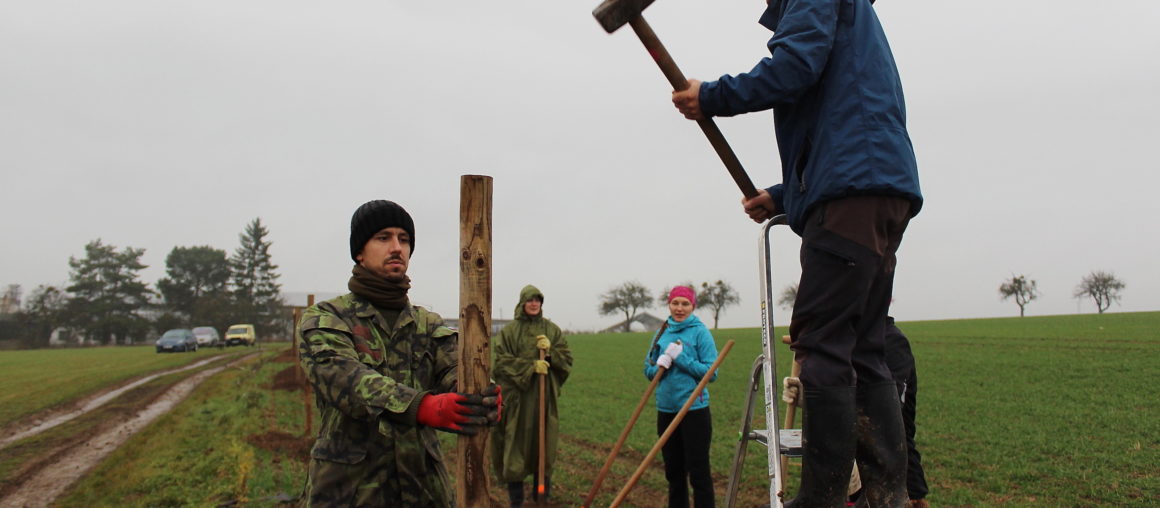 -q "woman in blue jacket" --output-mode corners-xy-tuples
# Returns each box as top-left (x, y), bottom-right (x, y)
(644, 286), (719, 508)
